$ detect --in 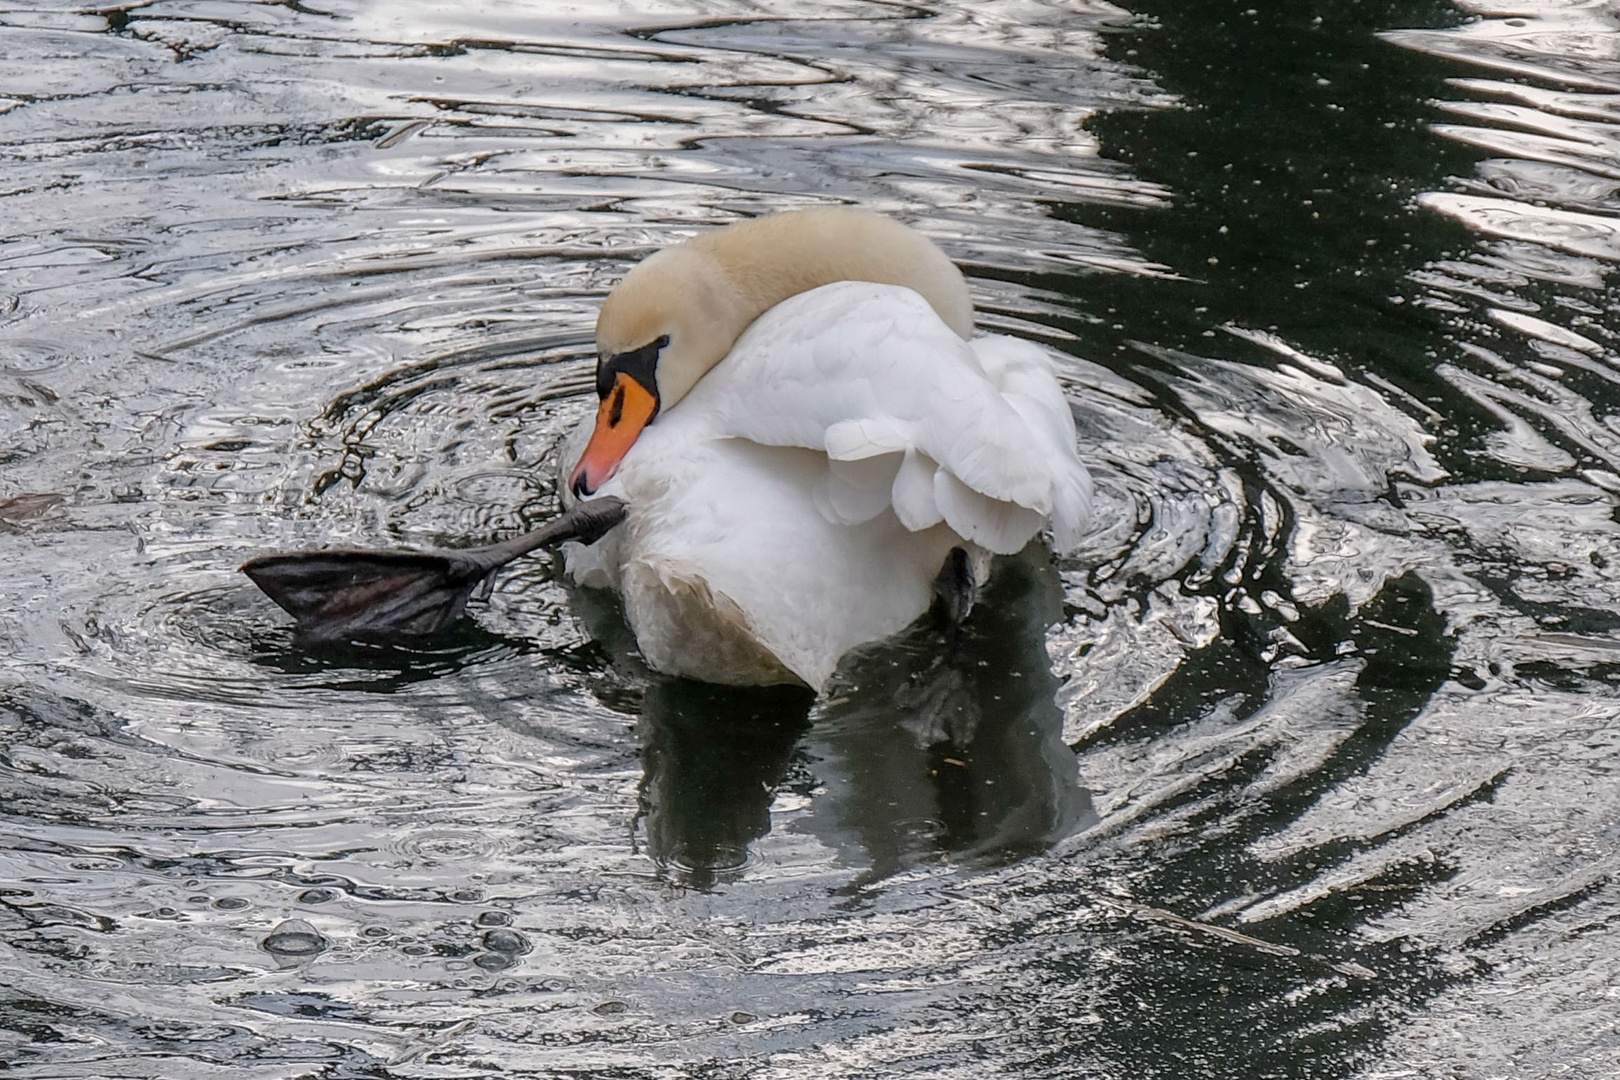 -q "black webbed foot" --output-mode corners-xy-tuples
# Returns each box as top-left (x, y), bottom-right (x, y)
(241, 496), (627, 640)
